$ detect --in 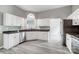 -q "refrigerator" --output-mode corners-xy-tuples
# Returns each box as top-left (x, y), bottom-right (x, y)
(48, 18), (63, 46)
